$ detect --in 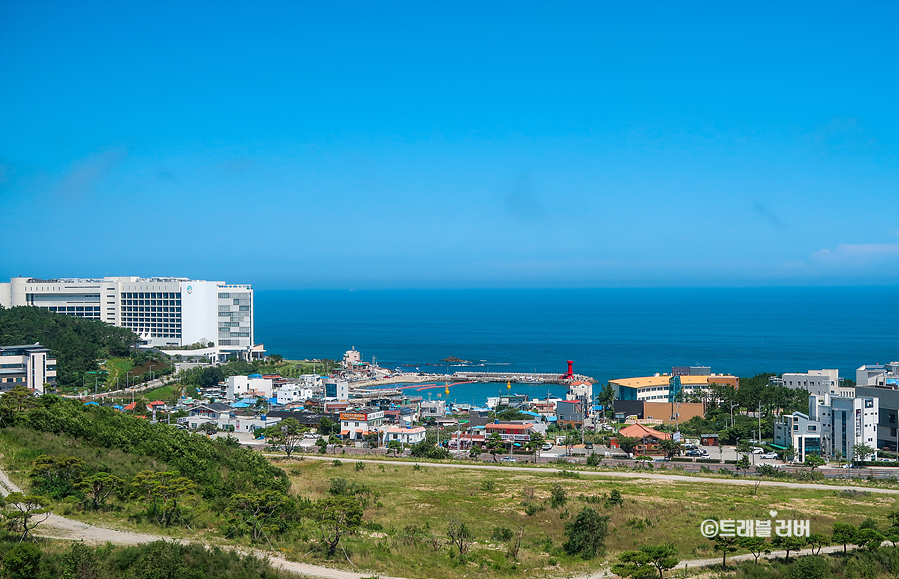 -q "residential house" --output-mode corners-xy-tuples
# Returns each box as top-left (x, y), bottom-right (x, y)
(617, 423), (672, 455)
(384, 426), (426, 447)
(340, 408), (385, 441)
(187, 402), (234, 430)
